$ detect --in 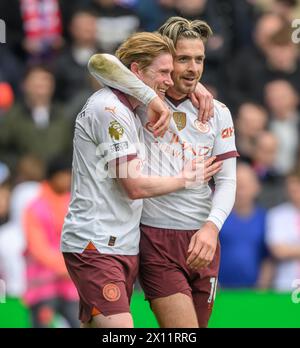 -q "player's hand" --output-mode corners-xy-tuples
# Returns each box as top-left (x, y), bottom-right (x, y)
(194, 156), (223, 183)
(186, 221), (219, 270)
(189, 83), (214, 123)
(147, 96), (171, 138)
(182, 156), (222, 188)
